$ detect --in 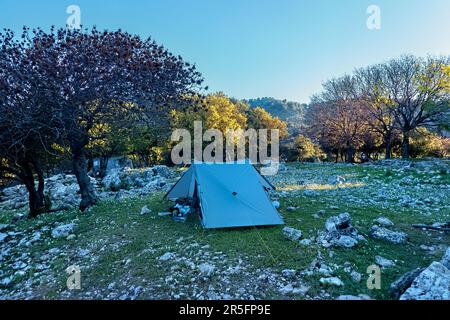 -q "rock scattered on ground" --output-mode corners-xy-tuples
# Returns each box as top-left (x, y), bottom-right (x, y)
(0, 165), (175, 212)
(282, 227), (303, 241)
(389, 268), (425, 299)
(374, 217), (394, 227)
(140, 206), (151, 215)
(336, 294), (371, 300)
(51, 223), (75, 239)
(320, 277), (344, 287)
(400, 261), (450, 300)
(316, 213), (364, 248)
(158, 252), (176, 262)
(369, 225), (407, 244)
(375, 255), (395, 268)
